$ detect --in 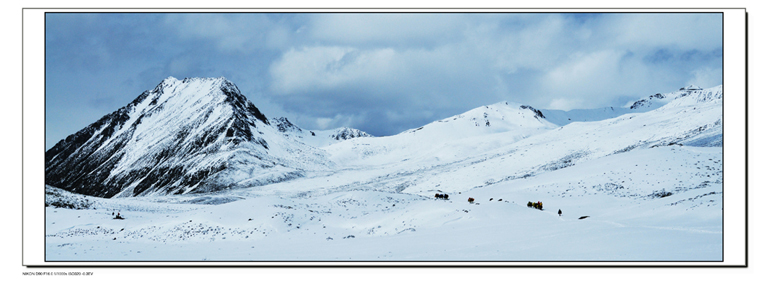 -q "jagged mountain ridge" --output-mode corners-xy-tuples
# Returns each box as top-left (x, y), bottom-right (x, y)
(45, 77), (339, 197)
(271, 117), (373, 148)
